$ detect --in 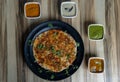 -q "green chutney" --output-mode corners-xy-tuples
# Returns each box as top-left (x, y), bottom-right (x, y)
(89, 25), (104, 40)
